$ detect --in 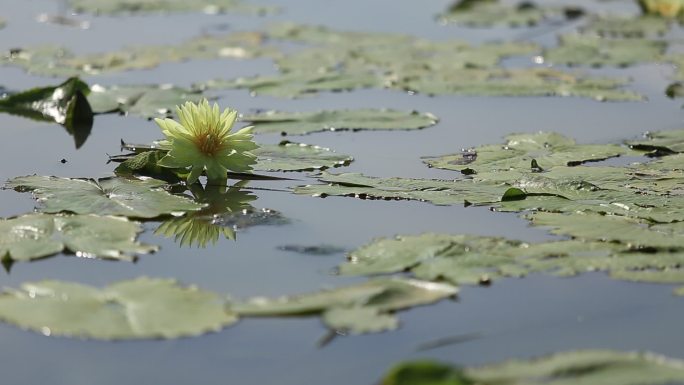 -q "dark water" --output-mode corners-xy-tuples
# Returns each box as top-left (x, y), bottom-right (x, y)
(0, 0), (683, 384)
